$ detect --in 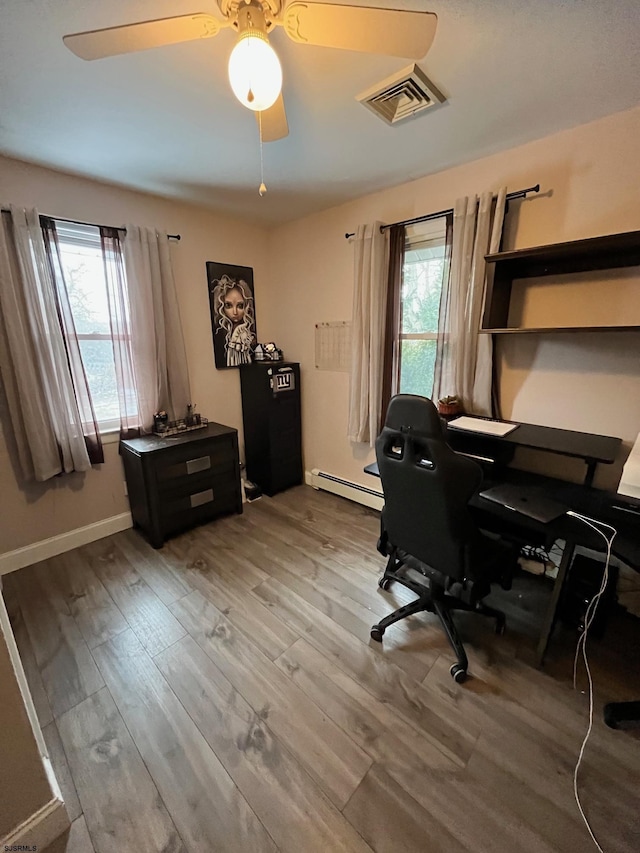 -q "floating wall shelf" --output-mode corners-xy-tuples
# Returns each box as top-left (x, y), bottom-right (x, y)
(481, 230), (640, 333)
